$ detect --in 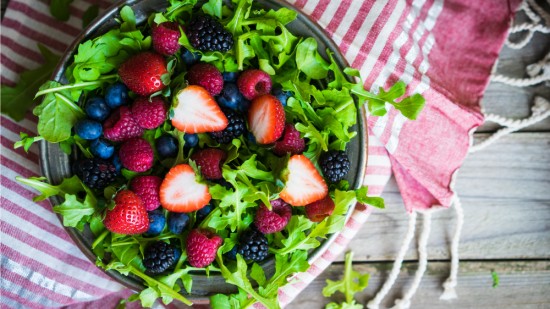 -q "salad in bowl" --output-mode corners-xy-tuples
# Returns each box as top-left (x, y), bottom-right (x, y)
(16, 0), (424, 307)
